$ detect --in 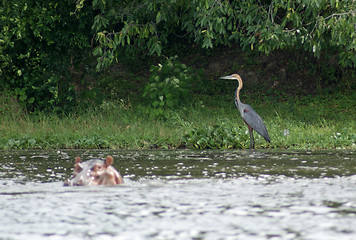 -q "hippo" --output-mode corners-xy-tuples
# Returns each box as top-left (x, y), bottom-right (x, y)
(64, 155), (124, 186)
